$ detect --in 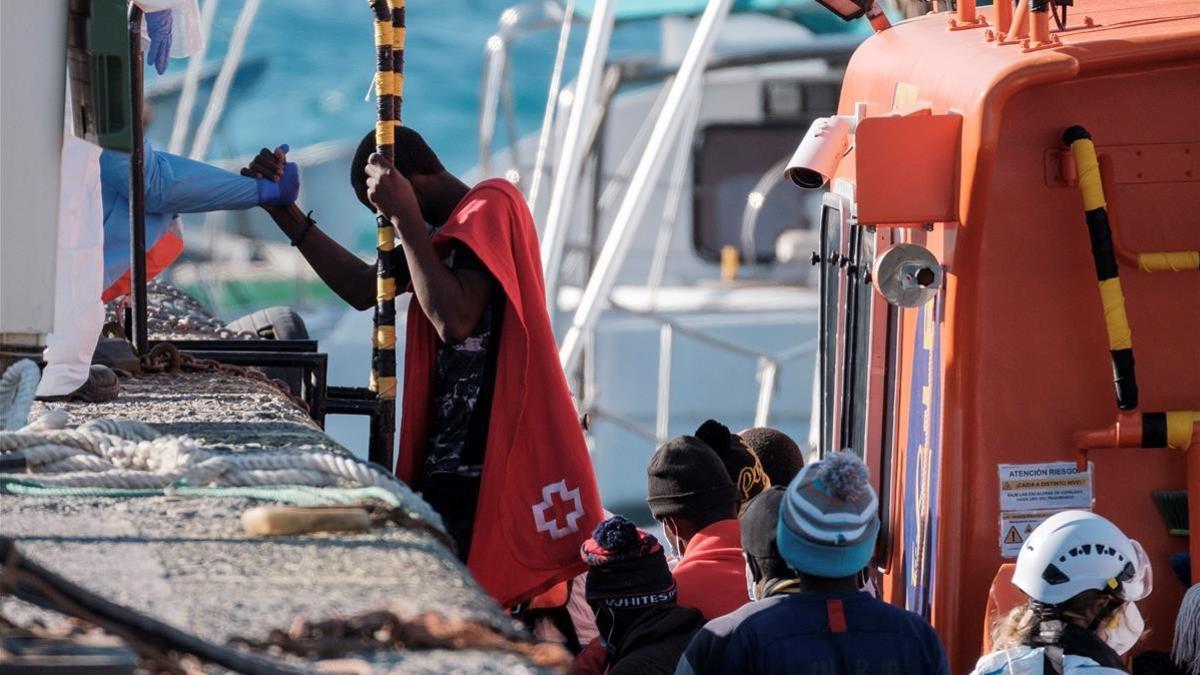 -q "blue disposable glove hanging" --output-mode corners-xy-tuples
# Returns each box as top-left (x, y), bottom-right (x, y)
(145, 10), (173, 75)
(256, 145), (301, 206)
